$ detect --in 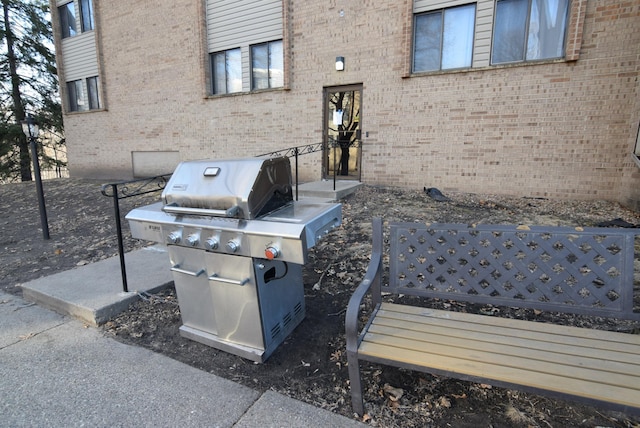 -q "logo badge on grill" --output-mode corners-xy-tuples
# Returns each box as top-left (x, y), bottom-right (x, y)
(203, 167), (220, 177)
